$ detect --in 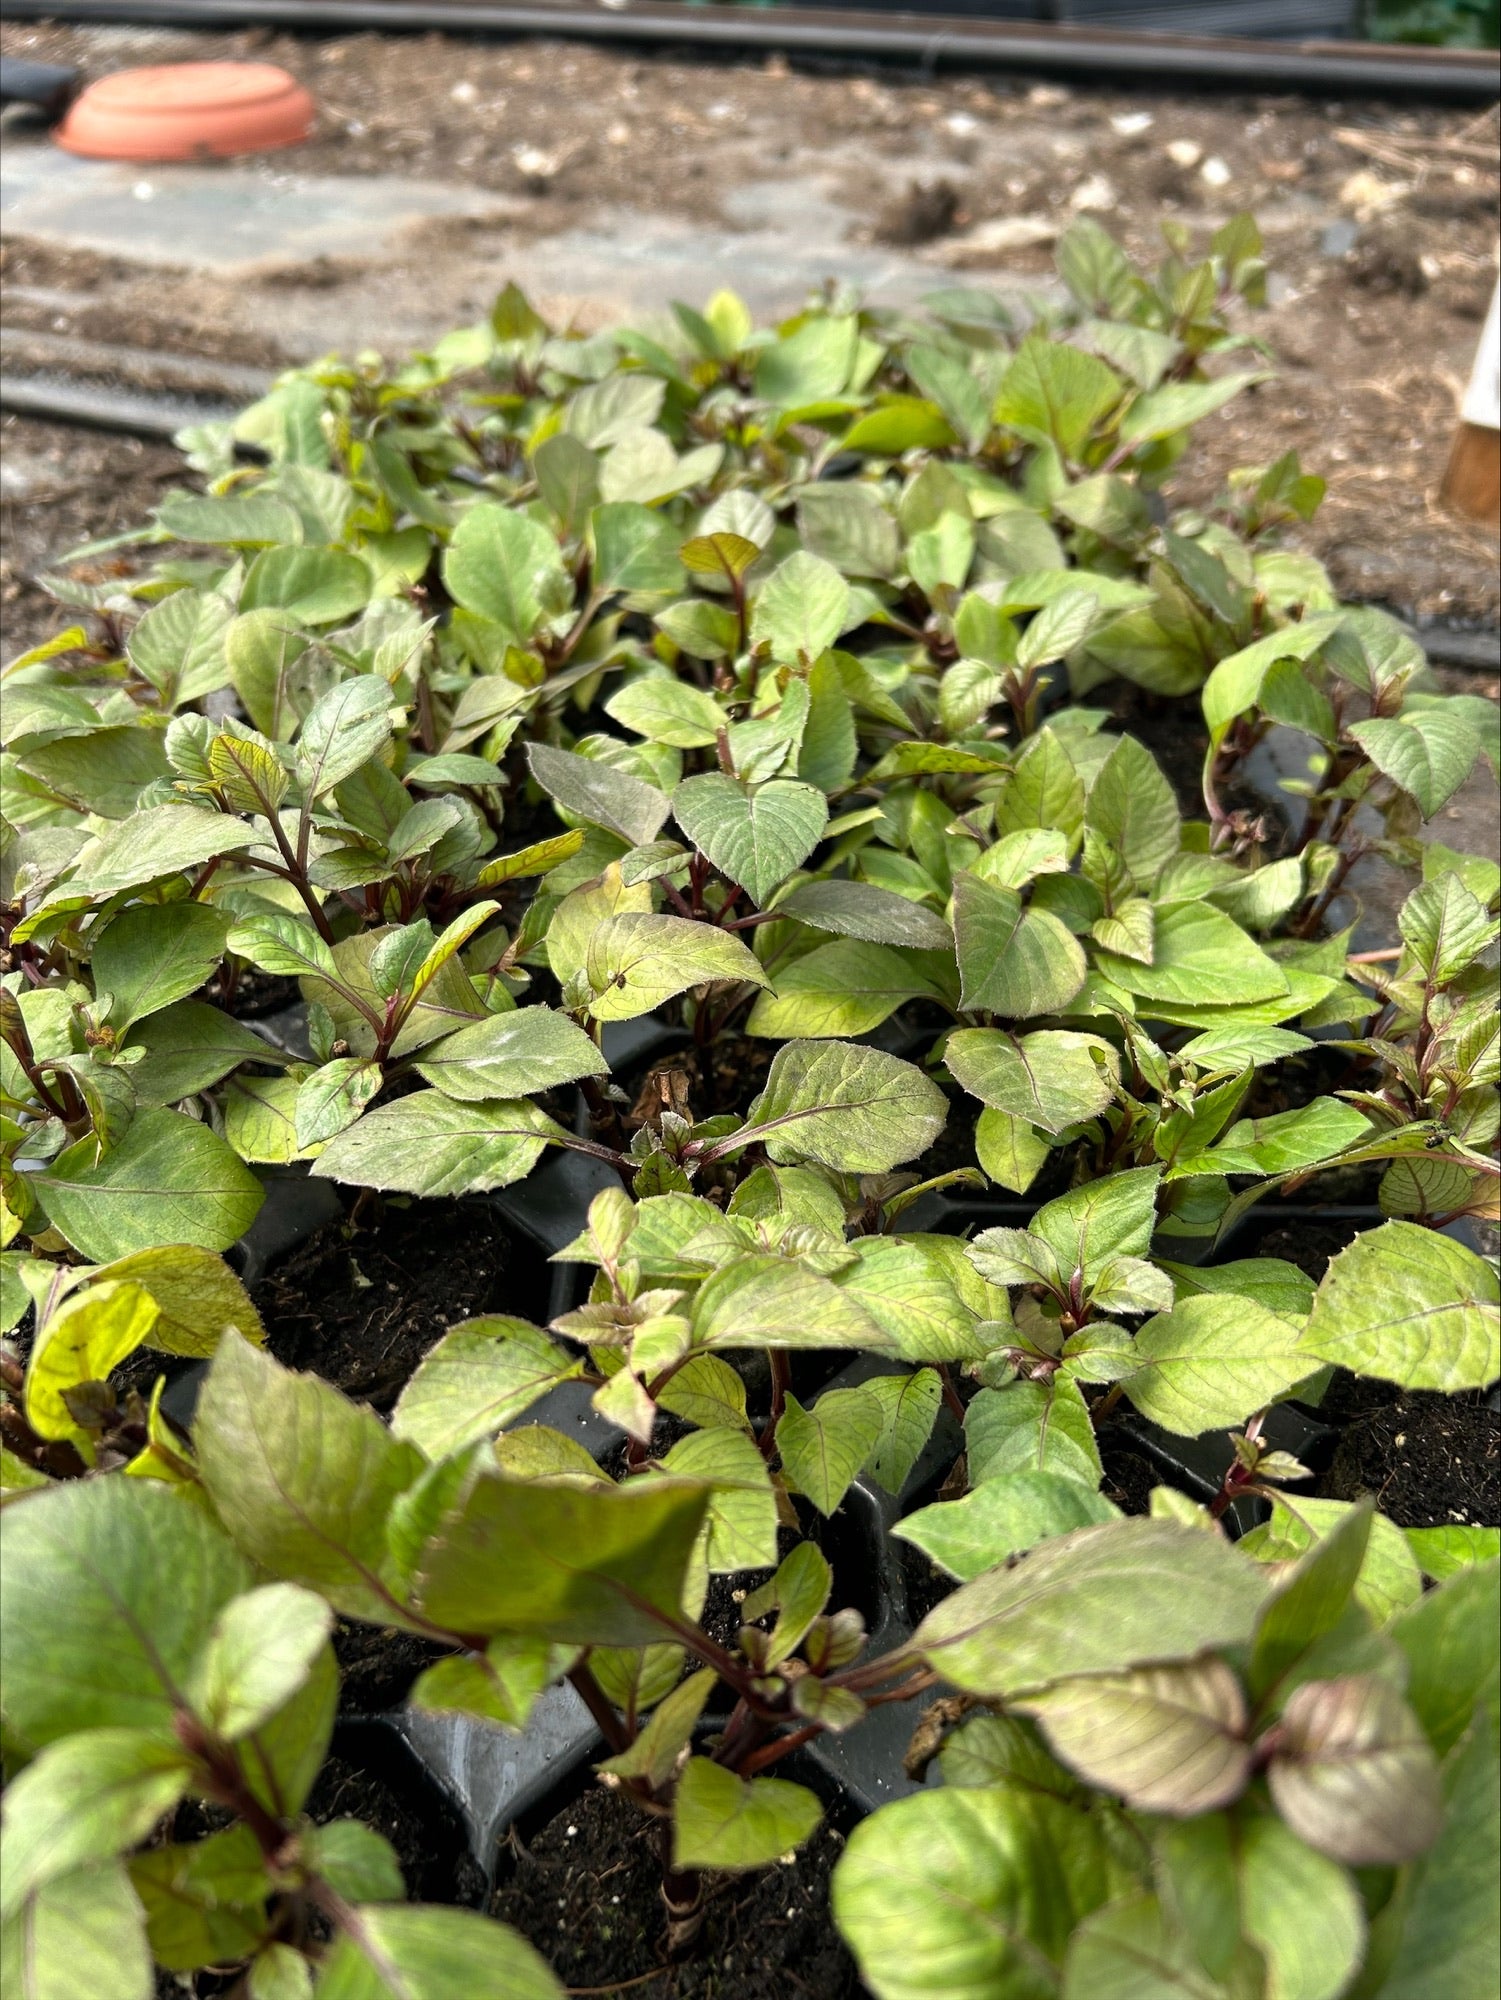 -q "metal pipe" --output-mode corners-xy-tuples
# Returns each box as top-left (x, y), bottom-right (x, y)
(1, 0), (1496, 100)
